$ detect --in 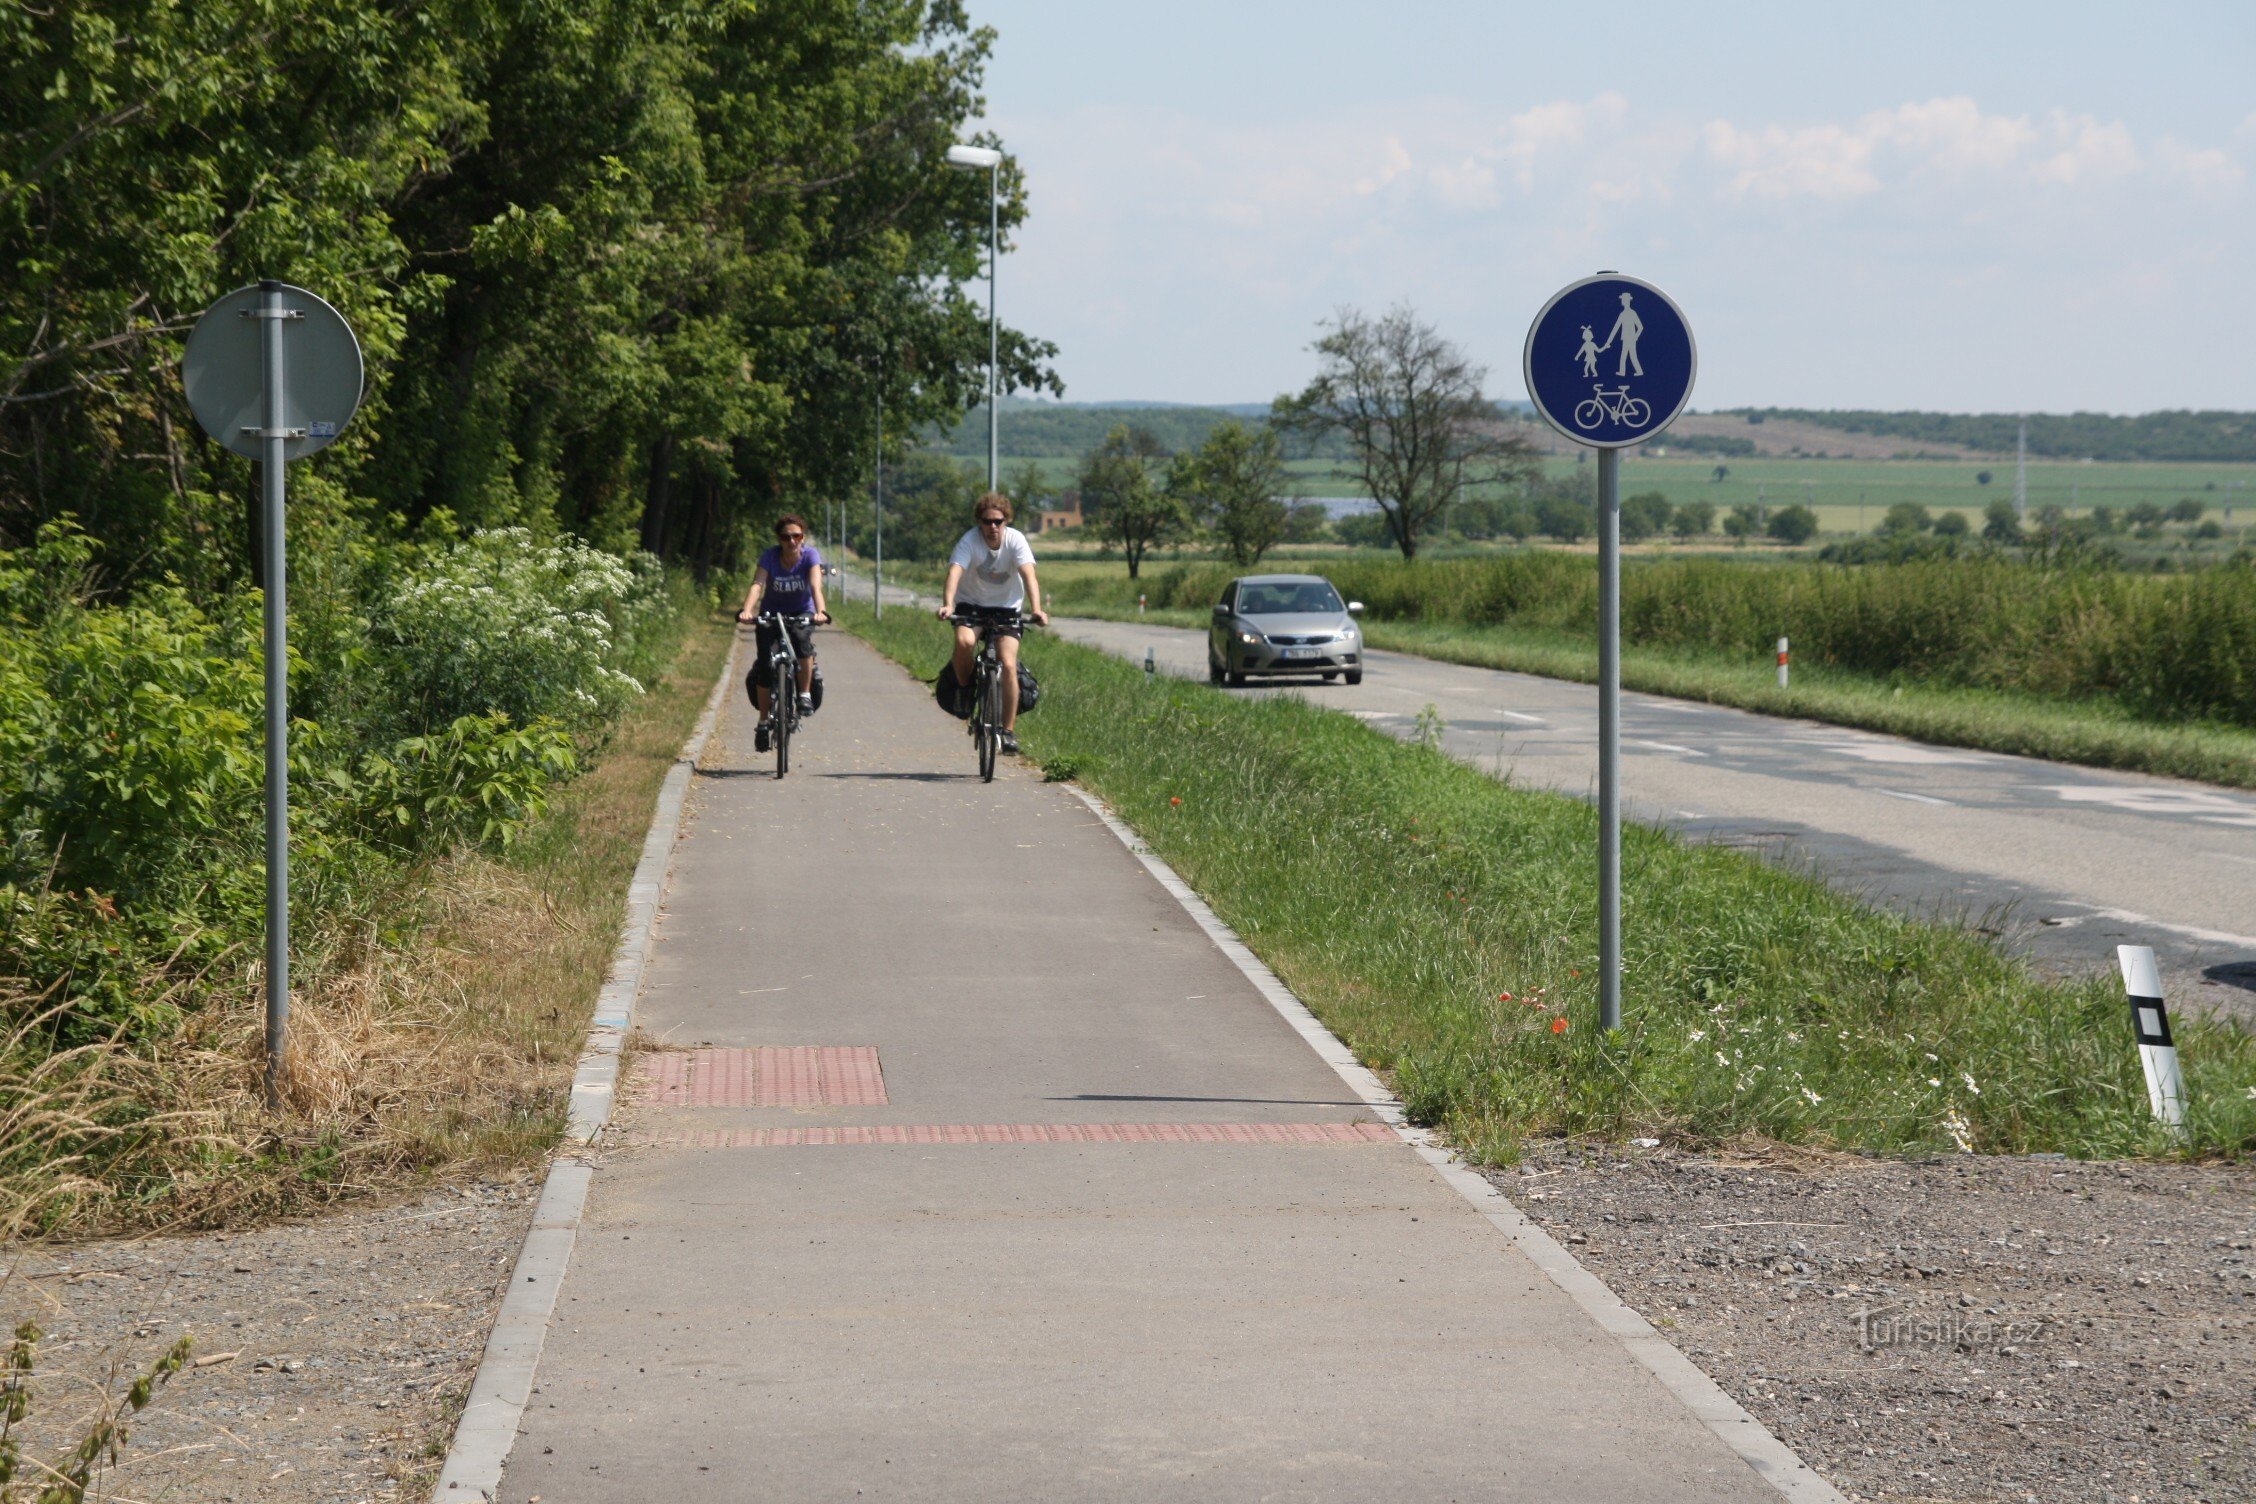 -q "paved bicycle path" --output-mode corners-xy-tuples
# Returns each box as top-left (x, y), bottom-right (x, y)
(493, 629), (1789, 1502)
